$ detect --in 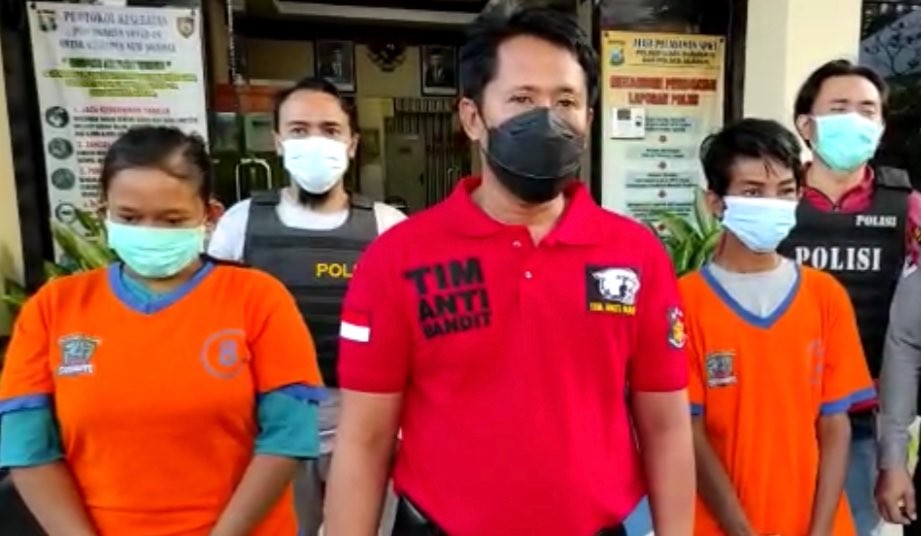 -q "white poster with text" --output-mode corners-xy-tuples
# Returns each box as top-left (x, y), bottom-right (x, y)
(28, 2), (208, 235)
